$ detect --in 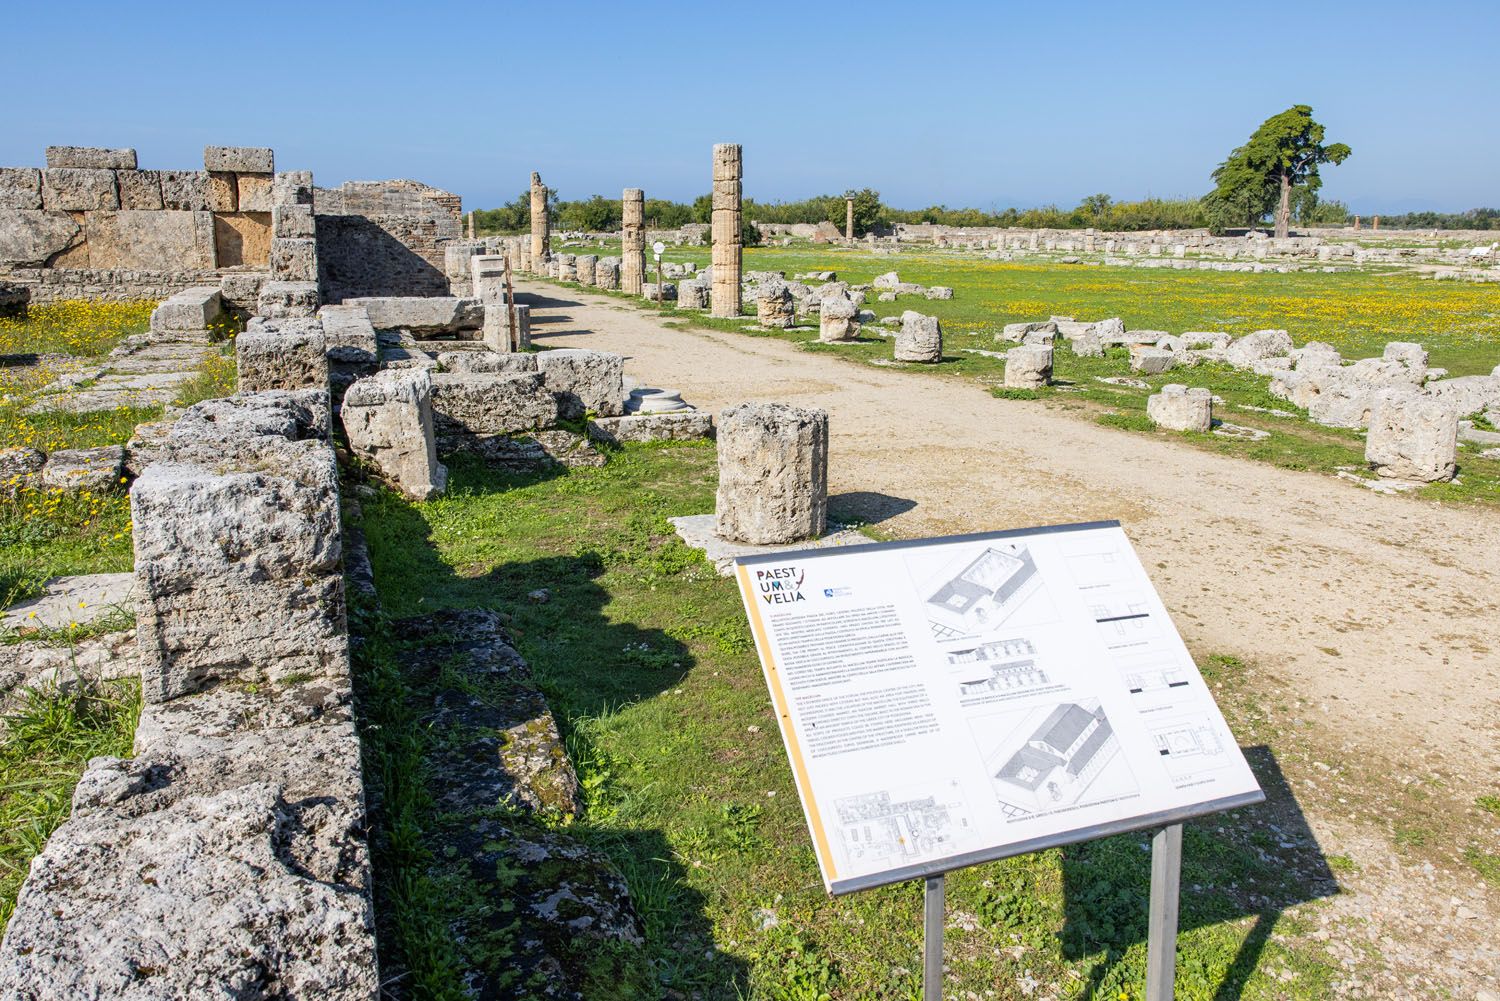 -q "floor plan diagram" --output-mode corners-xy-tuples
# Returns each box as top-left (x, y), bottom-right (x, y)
(834, 786), (969, 869)
(1150, 717), (1231, 780)
(972, 700), (1138, 818)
